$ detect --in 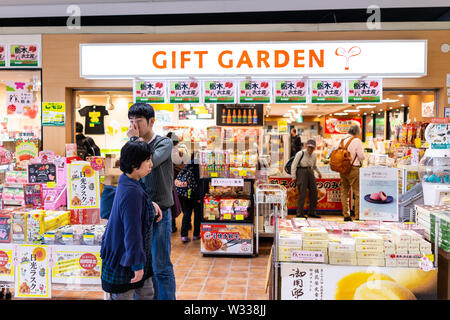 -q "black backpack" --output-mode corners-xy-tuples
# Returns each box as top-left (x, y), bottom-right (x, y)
(284, 150), (305, 175)
(76, 136), (100, 160)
